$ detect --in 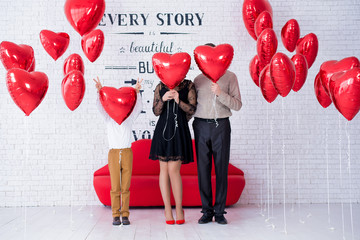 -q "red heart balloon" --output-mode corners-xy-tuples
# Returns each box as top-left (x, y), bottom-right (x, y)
(270, 52), (295, 97)
(152, 52), (191, 89)
(291, 54), (308, 92)
(254, 11), (273, 38)
(242, 0), (273, 40)
(329, 67), (360, 121)
(281, 19), (300, 52)
(257, 28), (277, 65)
(319, 57), (360, 96)
(99, 87), (137, 125)
(64, 0), (105, 36)
(40, 30), (70, 61)
(63, 54), (85, 75)
(249, 55), (265, 87)
(260, 64), (278, 103)
(81, 29), (104, 63)
(296, 33), (318, 69)
(6, 69), (48, 116)
(62, 70), (86, 111)
(194, 44), (234, 83)
(314, 72), (332, 109)
(0, 41), (35, 71)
